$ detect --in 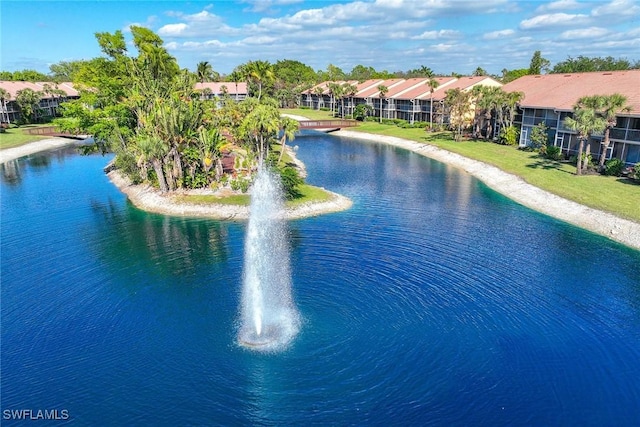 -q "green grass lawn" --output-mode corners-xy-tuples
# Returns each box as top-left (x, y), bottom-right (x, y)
(0, 125), (50, 149)
(173, 183), (334, 208)
(281, 108), (640, 222)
